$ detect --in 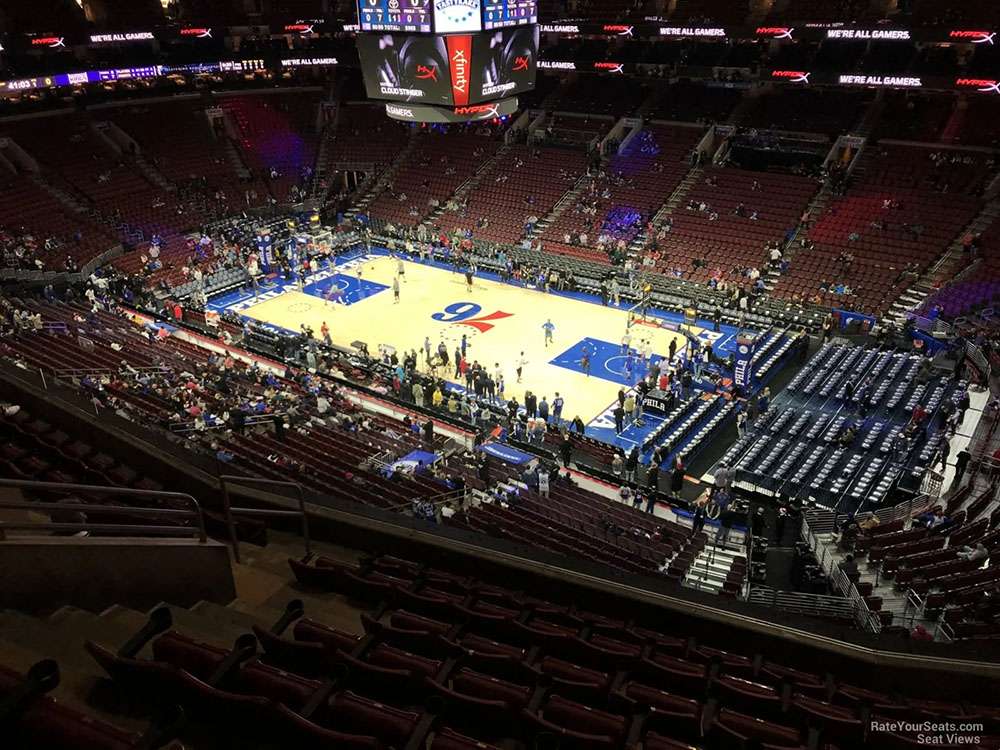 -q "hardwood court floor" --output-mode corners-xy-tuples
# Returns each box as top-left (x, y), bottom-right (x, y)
(241, 254), (693, 425)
